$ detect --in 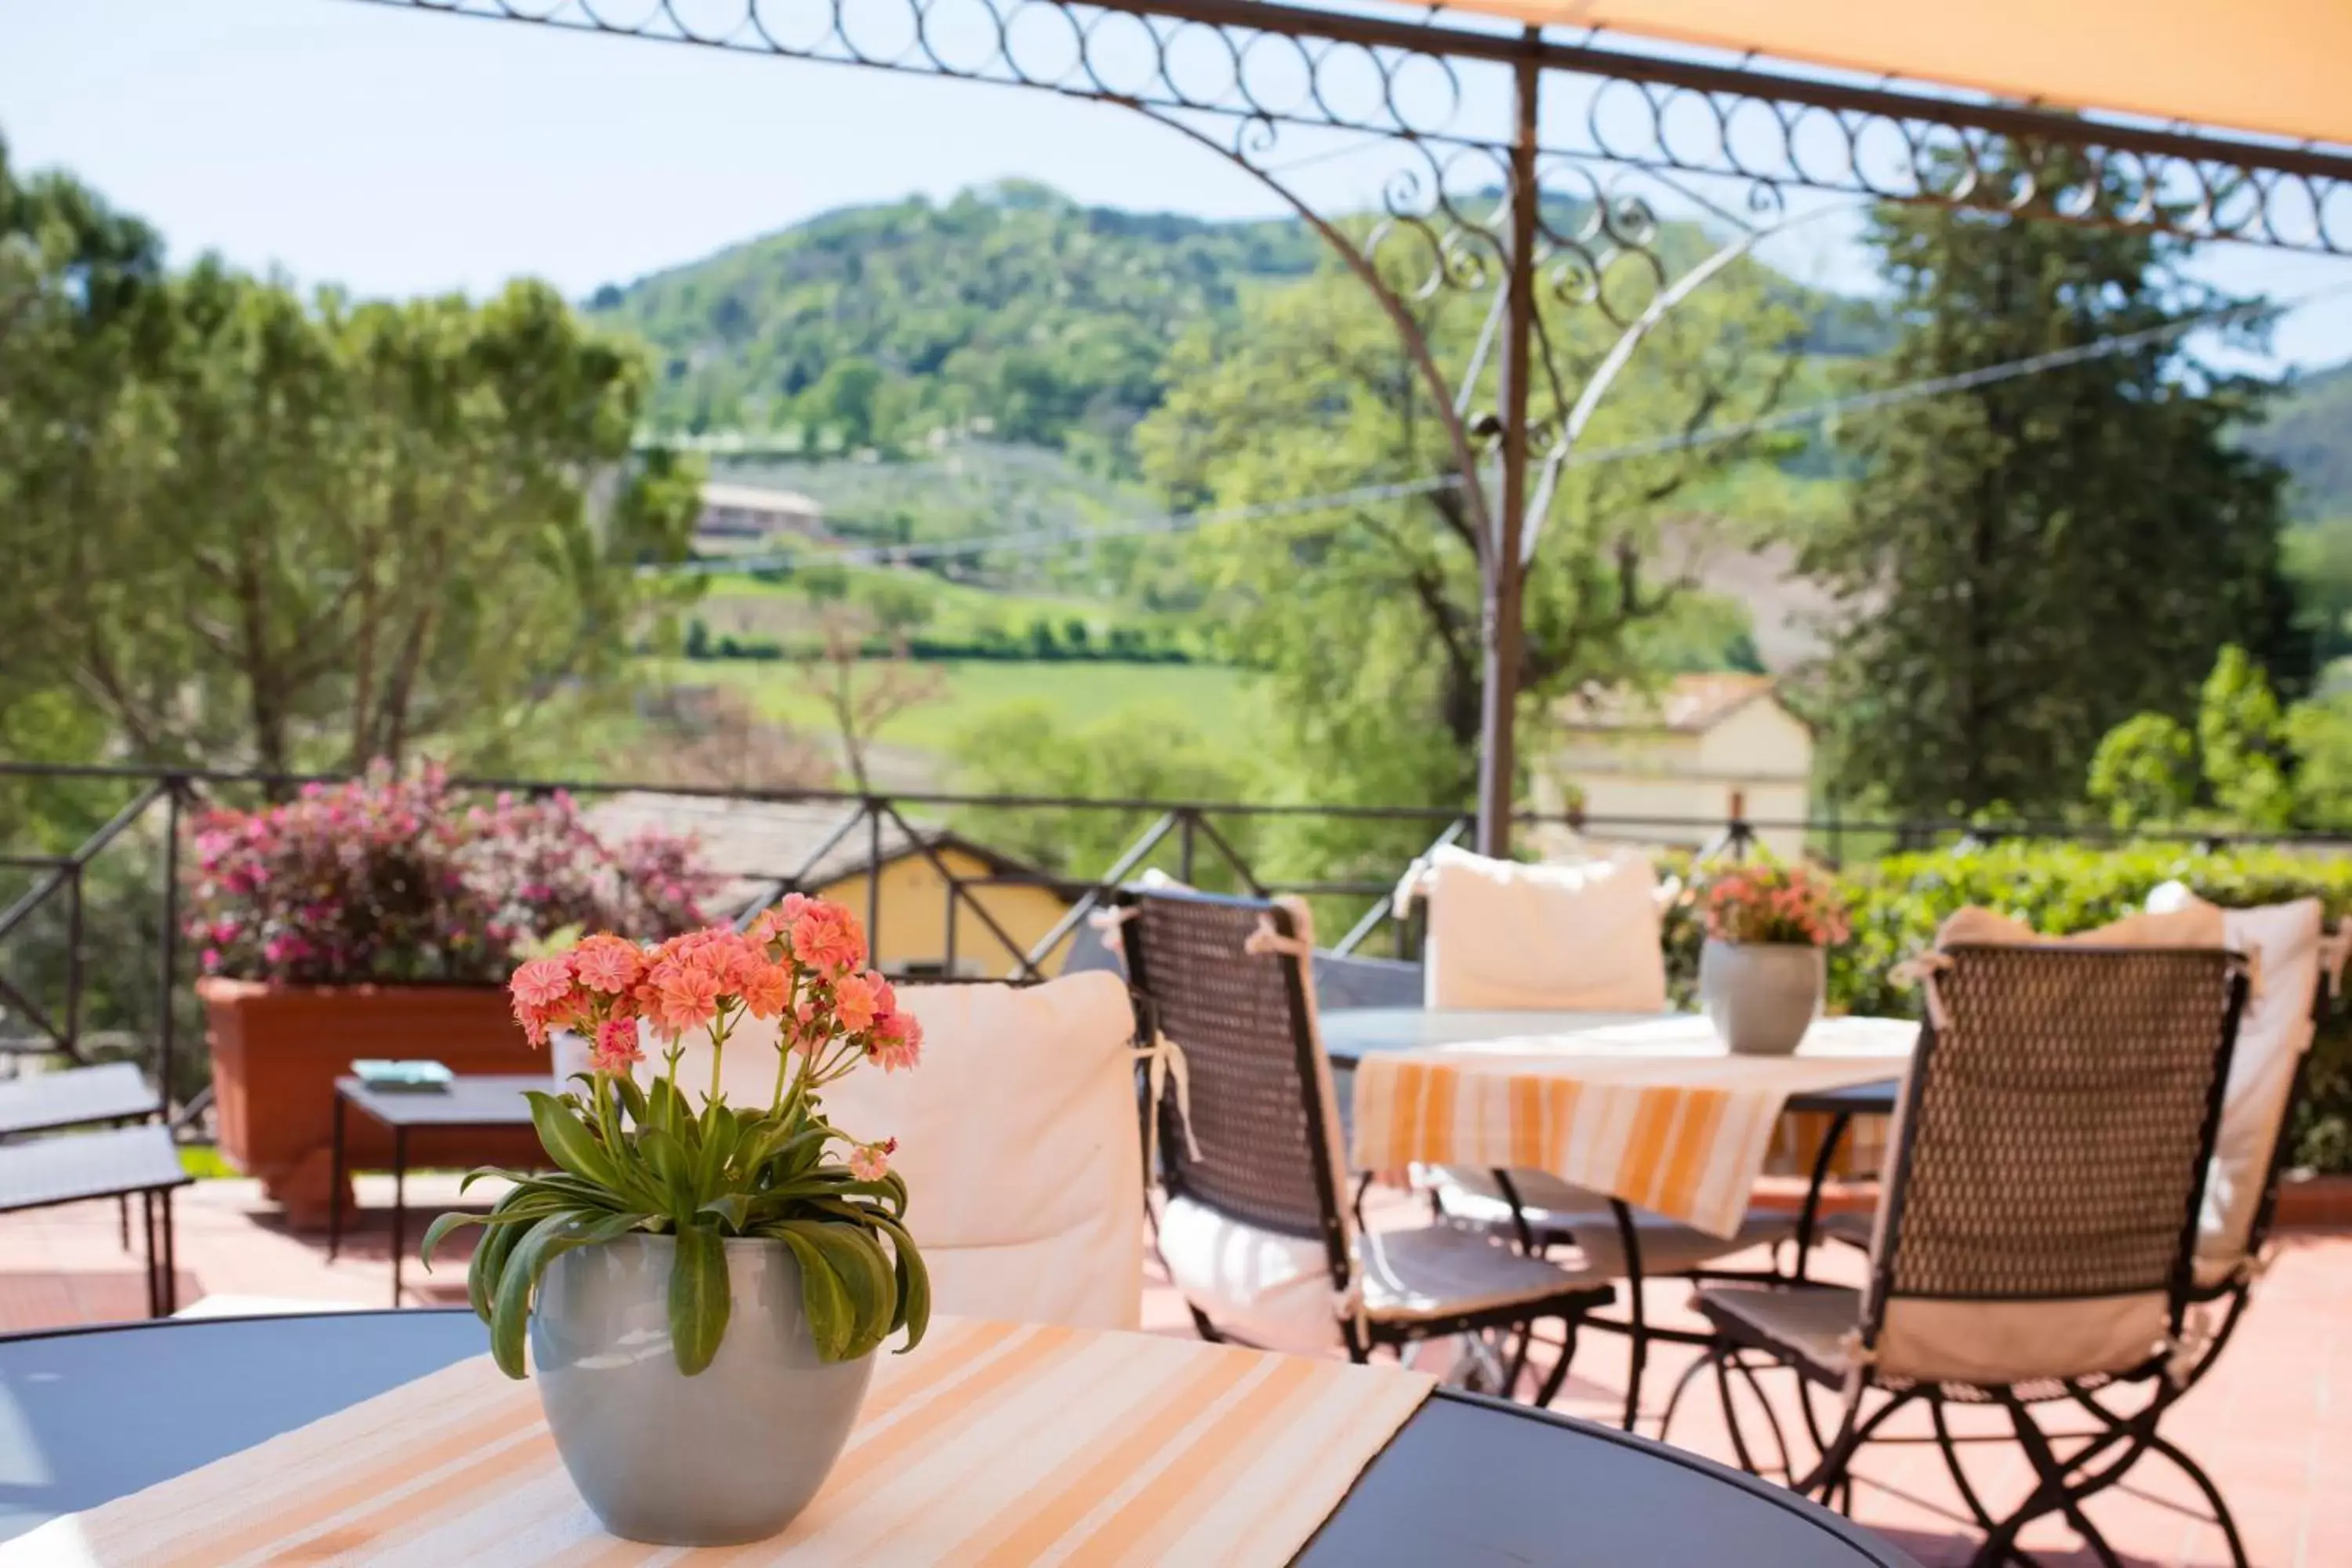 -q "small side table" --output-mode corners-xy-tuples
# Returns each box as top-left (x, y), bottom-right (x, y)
(328, 1075), (548, 1306)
